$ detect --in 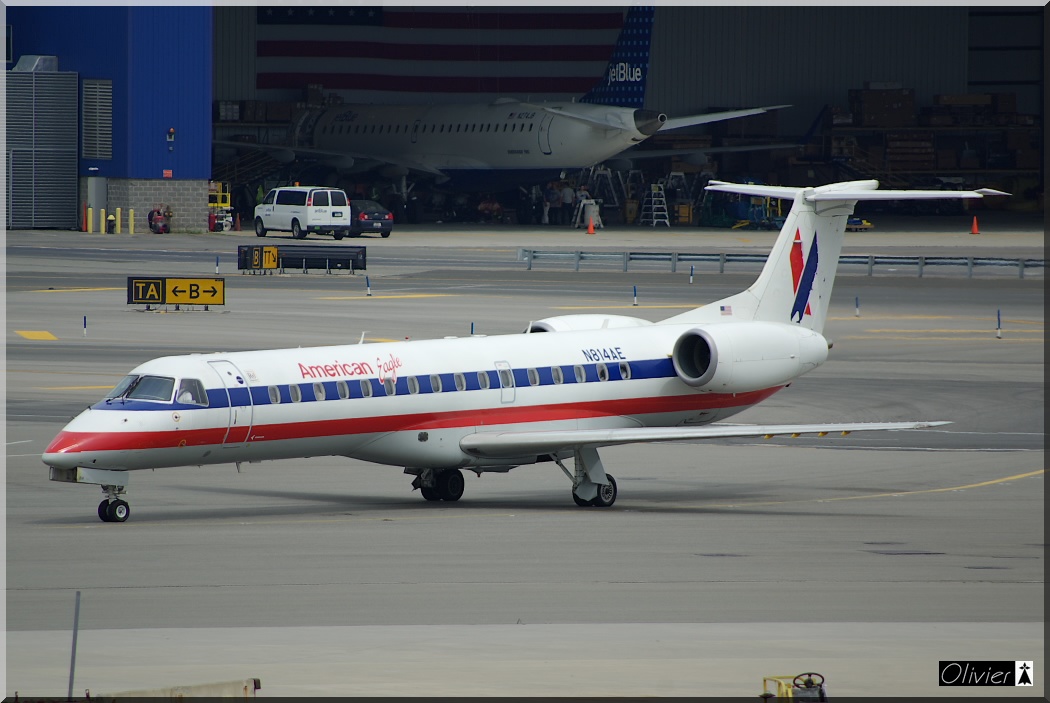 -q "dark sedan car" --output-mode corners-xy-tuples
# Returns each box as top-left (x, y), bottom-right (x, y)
(348, 200), (393, 237)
